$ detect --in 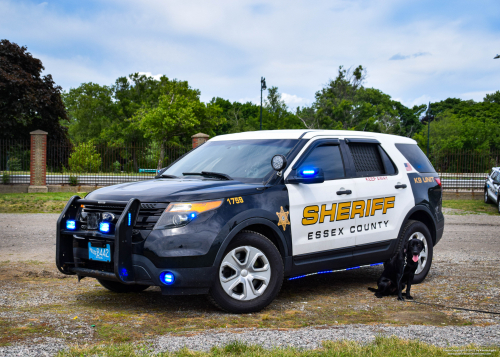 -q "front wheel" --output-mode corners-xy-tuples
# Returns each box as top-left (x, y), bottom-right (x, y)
(209, 231), (284, 313)
(497, 195), (500, 214)
(97, 279), (149, 293)
(399, 220), (434, 284)
(485, 189), (491, 203)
